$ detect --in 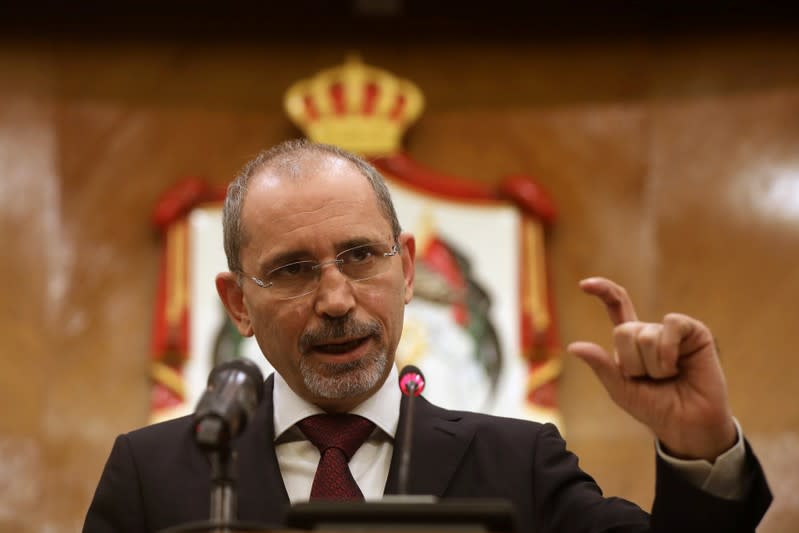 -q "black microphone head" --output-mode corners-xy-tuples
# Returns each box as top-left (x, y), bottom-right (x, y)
(398, 364), (425, 396)
(207, 358), (265, 404)
(194, 358), (265, 450)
